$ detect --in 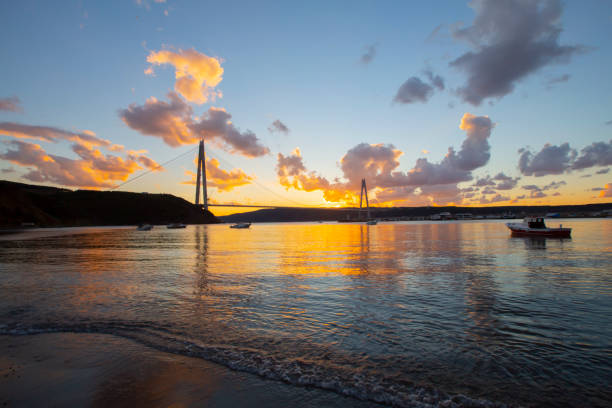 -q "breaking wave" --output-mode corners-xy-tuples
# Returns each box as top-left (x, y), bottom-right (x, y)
(0, 319), (510, 408)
